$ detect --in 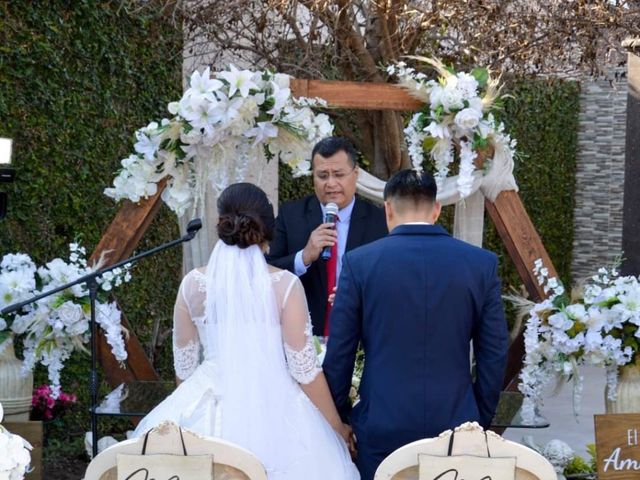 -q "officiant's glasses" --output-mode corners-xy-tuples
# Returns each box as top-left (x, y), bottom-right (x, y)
(313, 166), (356, 182)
